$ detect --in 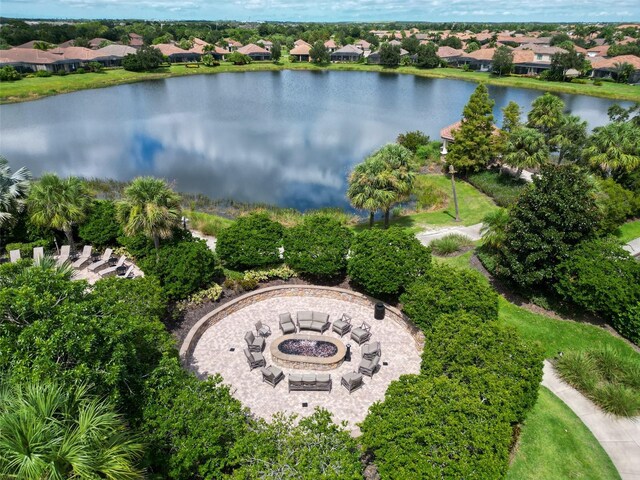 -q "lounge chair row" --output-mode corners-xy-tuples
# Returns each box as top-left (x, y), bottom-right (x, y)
(261, 365), (365, 395)
(278, 312), (372, 344)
